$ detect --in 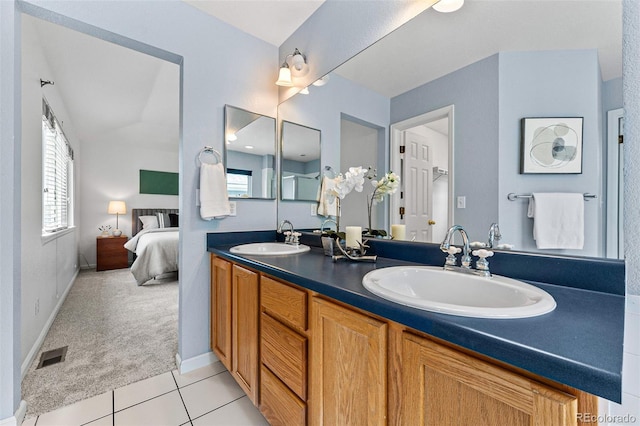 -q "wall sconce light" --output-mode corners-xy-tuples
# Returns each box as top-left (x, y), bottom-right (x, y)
(300, 87), (310, 95)
(107, 200), (127, 237)
(226, 132), (238, 142)
(275, 48), (308, 86)
(432, 0), (464, 13)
